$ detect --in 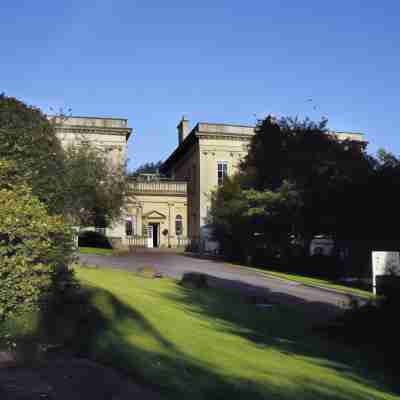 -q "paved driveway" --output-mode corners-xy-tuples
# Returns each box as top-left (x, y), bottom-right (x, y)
(78, 250), (355, 322)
